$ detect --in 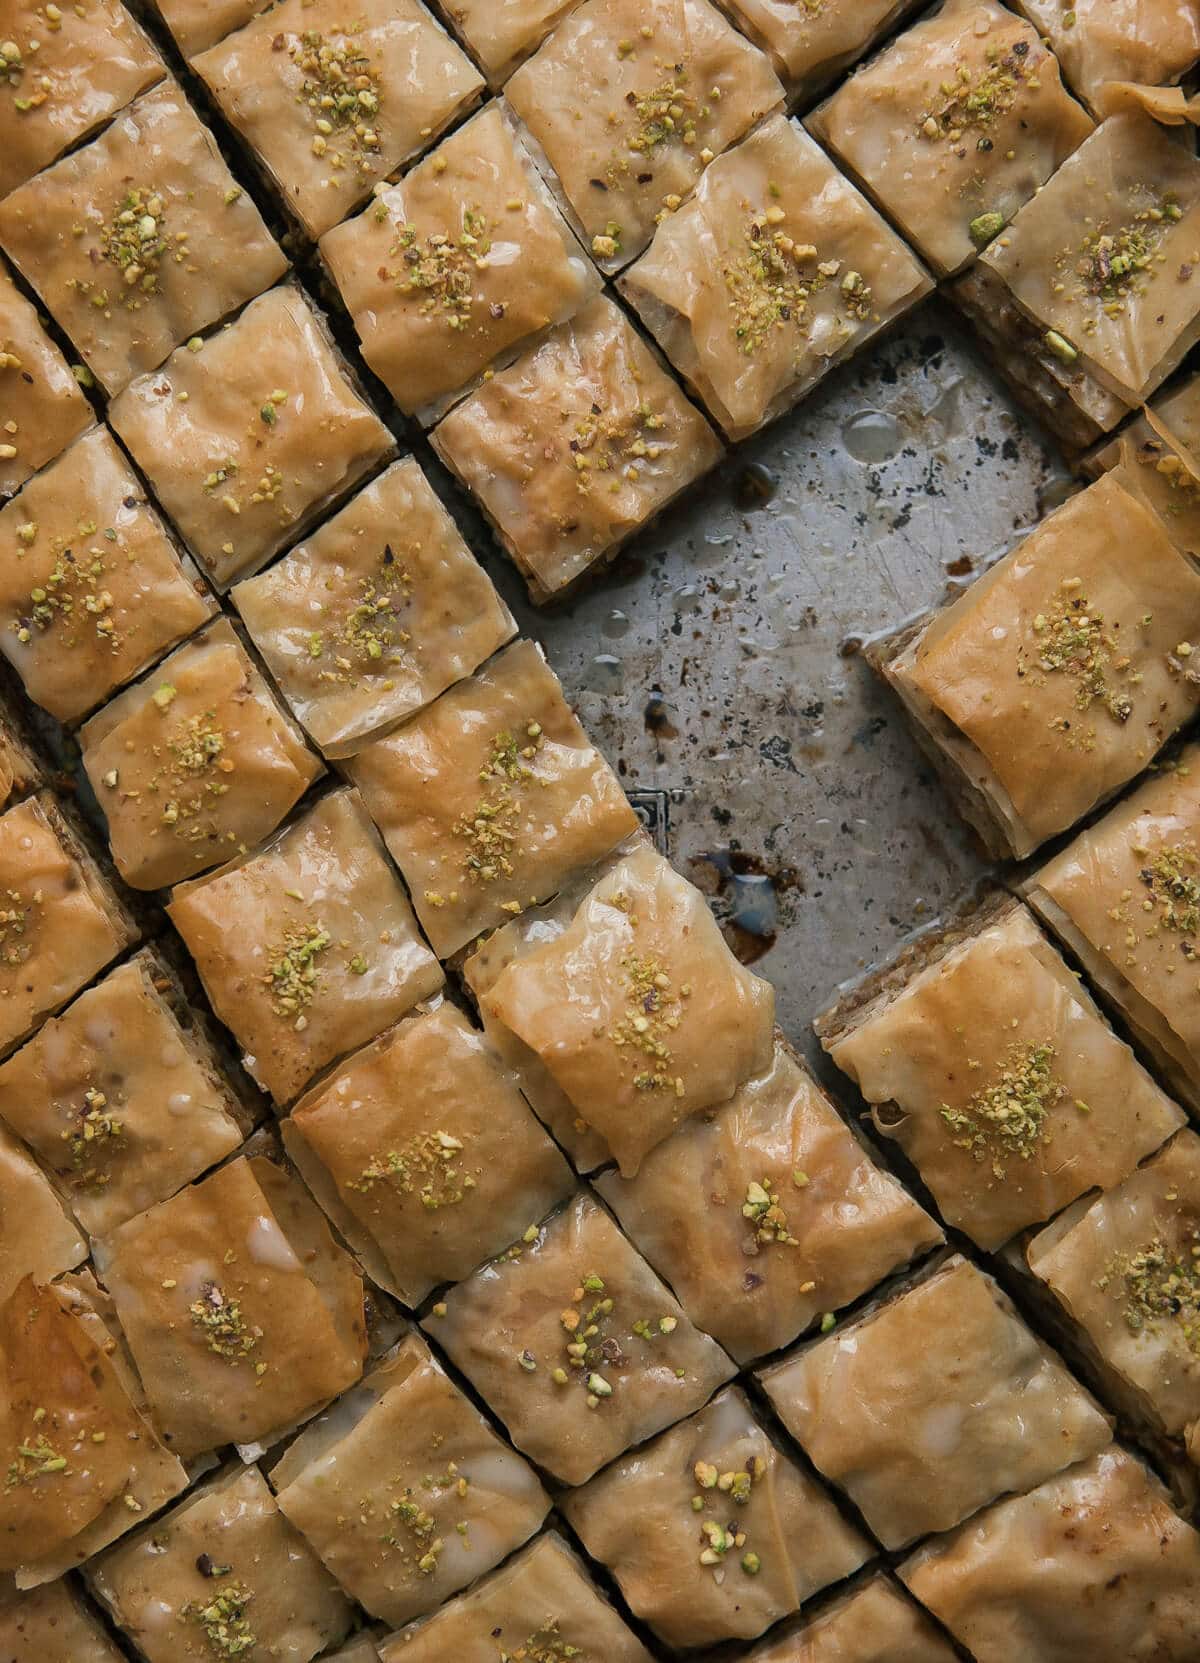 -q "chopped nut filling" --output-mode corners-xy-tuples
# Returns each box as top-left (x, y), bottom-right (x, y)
(391, 209), (492, 331)
(62, 1085), (124, 1187)
(940, 1041), (1068, 1177)
(188, 1280), (262, 1363)
(1099, 1229), (1200, 1356)
(289, 27), (383, 178)
(181, 1578), (257, 1659)
(609, 953), (689, 1095)
(915, 40), (1032, 144)
(263, 920), (332, 1025)
(690, 1450), (767, 1576)
(1019, 581), (1137, 727)
(348, 1128), (475, 1209)
(5, 1431), (70, 1490)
